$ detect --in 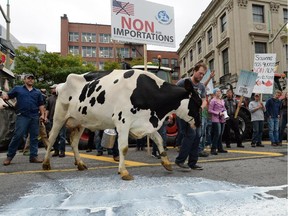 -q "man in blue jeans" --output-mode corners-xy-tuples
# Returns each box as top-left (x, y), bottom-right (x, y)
(2, 74), (45, 165)
(174, 63), (207, 171)
(265, 90), (282, 146)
